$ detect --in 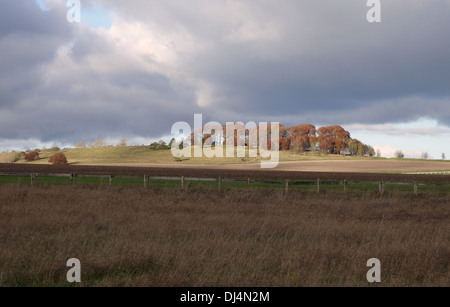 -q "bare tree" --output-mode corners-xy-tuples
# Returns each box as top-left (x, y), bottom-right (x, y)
(395, 150), (404, 159)
(422, 152), (429, 160)
(89, 139), (108, 148)
(376, 149), (382, 158)
(75, 140), (86, 148)
(118, 138), (127, 147)
(443, 153), (446, 160)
